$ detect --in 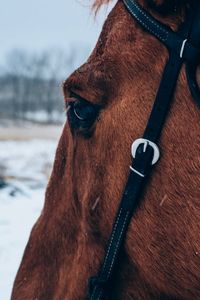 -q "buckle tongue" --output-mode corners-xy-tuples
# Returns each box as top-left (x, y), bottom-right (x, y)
(131, 138), (160, 165)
